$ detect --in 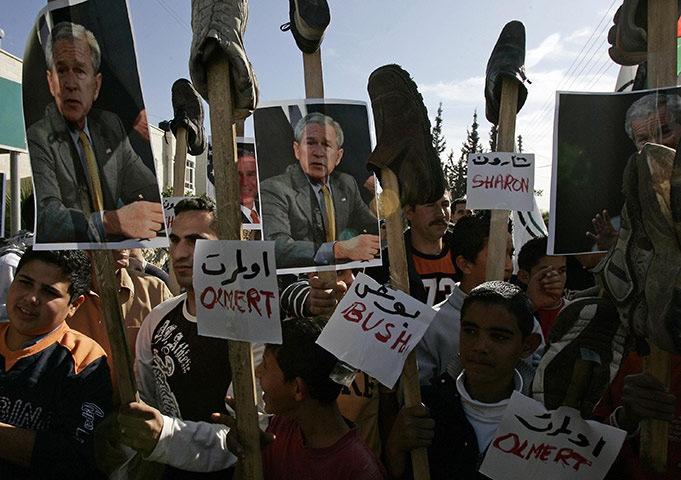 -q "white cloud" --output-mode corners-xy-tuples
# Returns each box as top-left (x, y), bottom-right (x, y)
(526, 33), (562, 68)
